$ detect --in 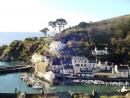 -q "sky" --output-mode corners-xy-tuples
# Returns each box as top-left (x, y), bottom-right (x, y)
(0, 0), (130, 45)
(0, 0), (130, 32)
